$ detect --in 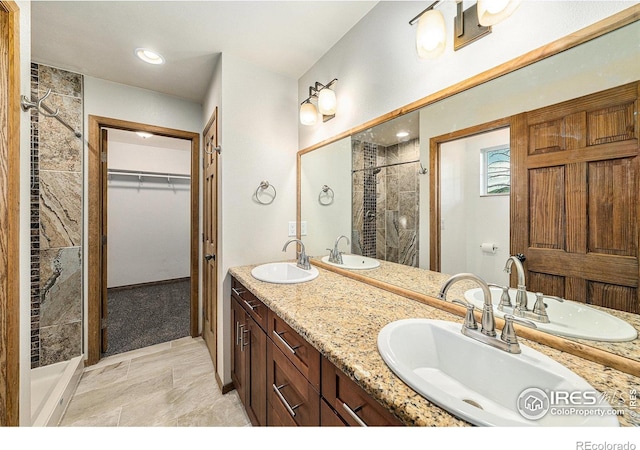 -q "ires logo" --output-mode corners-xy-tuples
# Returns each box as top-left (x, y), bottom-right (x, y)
(516, 387), (622, 421)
